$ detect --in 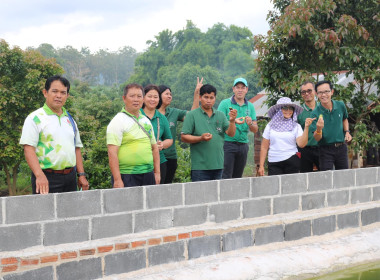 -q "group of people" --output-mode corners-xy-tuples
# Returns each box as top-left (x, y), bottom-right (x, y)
(19, 75), (351, 194)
